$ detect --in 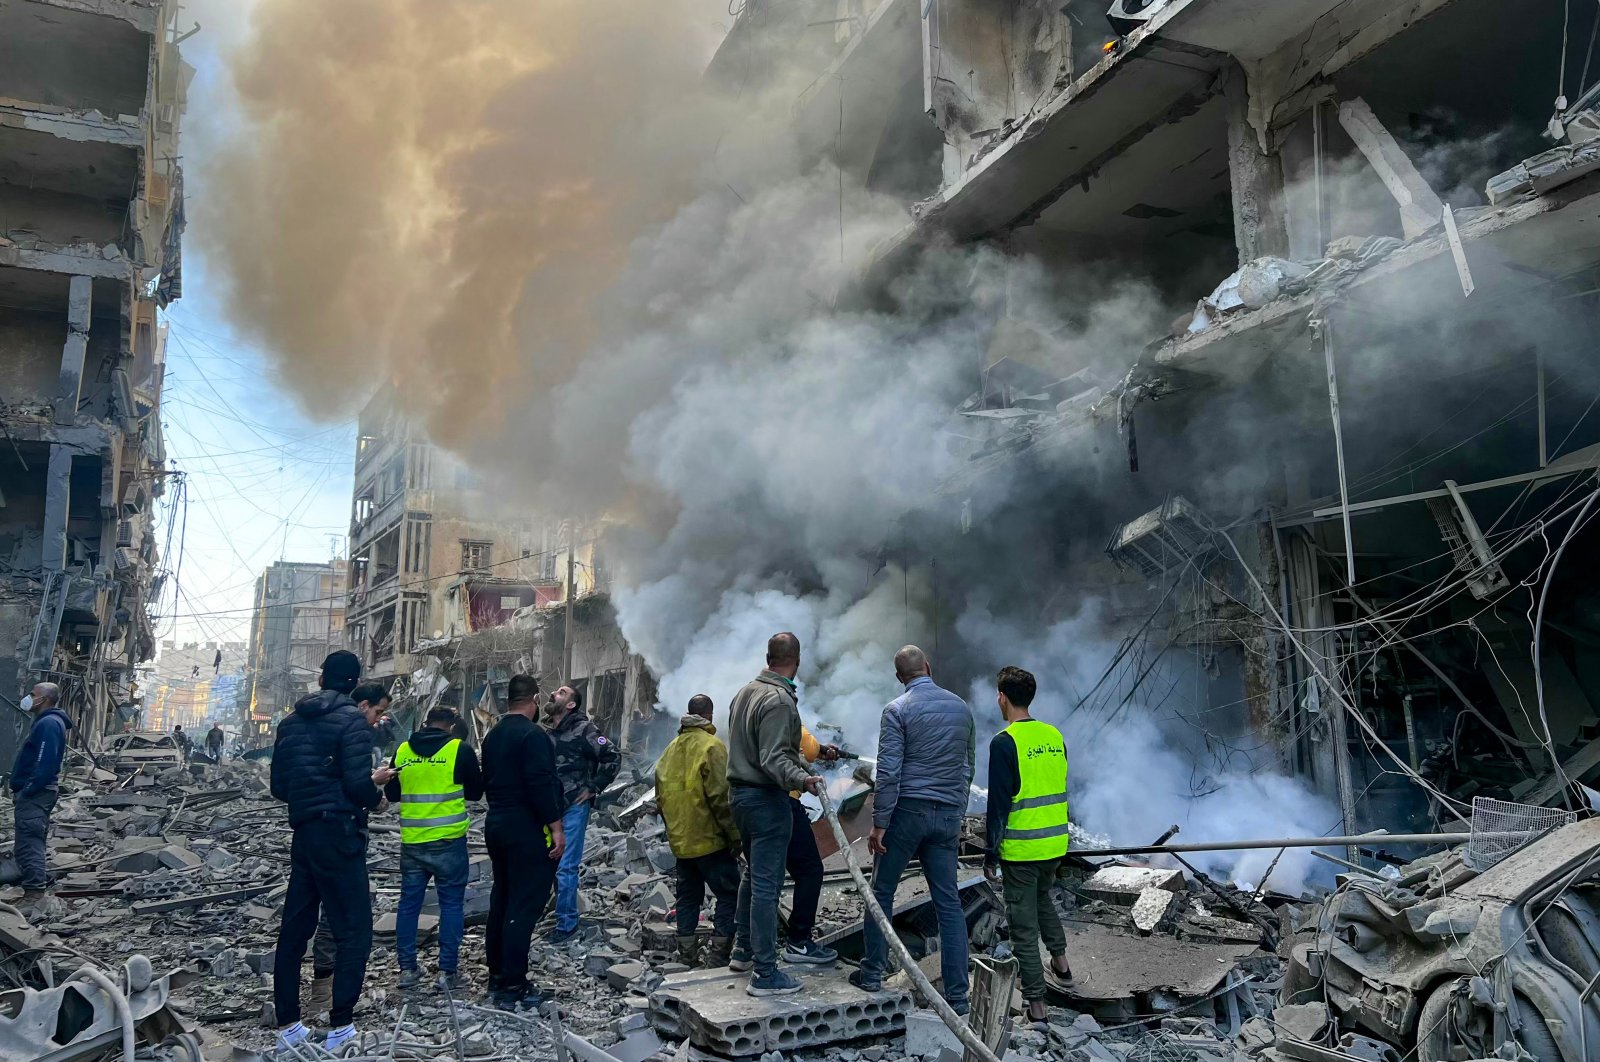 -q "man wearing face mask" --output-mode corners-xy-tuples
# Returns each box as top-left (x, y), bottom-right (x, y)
(8, 682), (70, 898)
